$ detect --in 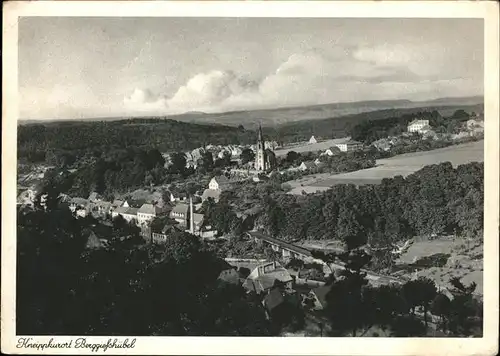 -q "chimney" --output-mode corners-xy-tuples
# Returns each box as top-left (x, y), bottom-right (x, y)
(189, 196), (195, 234)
